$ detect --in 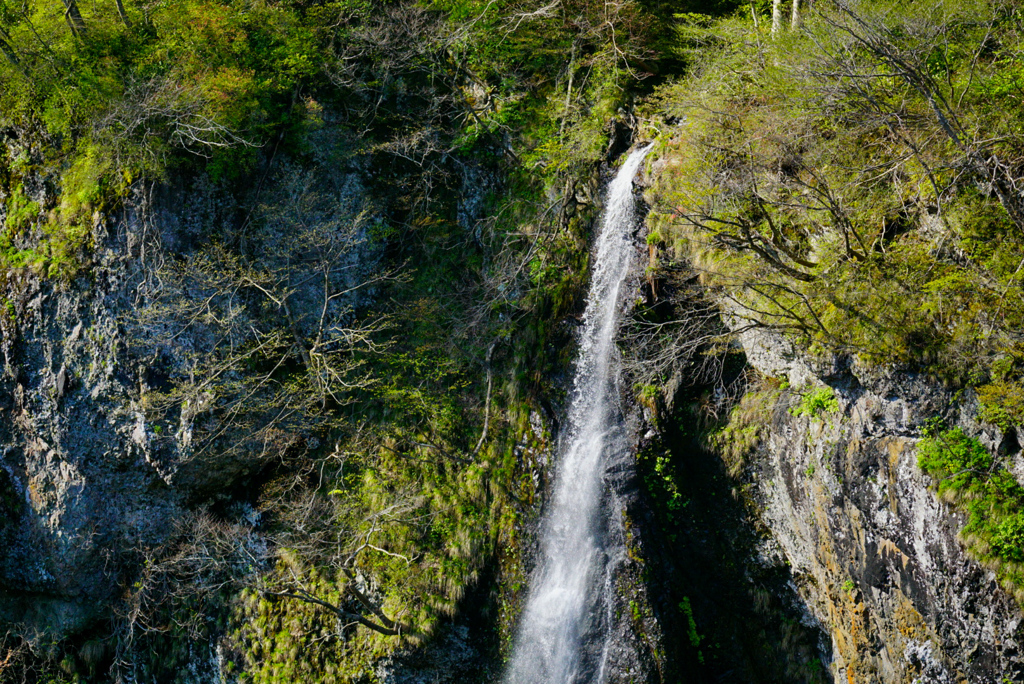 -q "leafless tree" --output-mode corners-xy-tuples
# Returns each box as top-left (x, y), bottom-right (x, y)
(0, 632), (33, 683)
(619, 262), (733, 392)
(665, 133), (869, 285)
(95, 76), (257, 170)
(109, 512), (267, 681)
(324, 4), (488, 151)
(129, 171), (397, 472)
(792, 0), (807, 29)
(771, 0), (807, 35)
(107, 491), (429, 684)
